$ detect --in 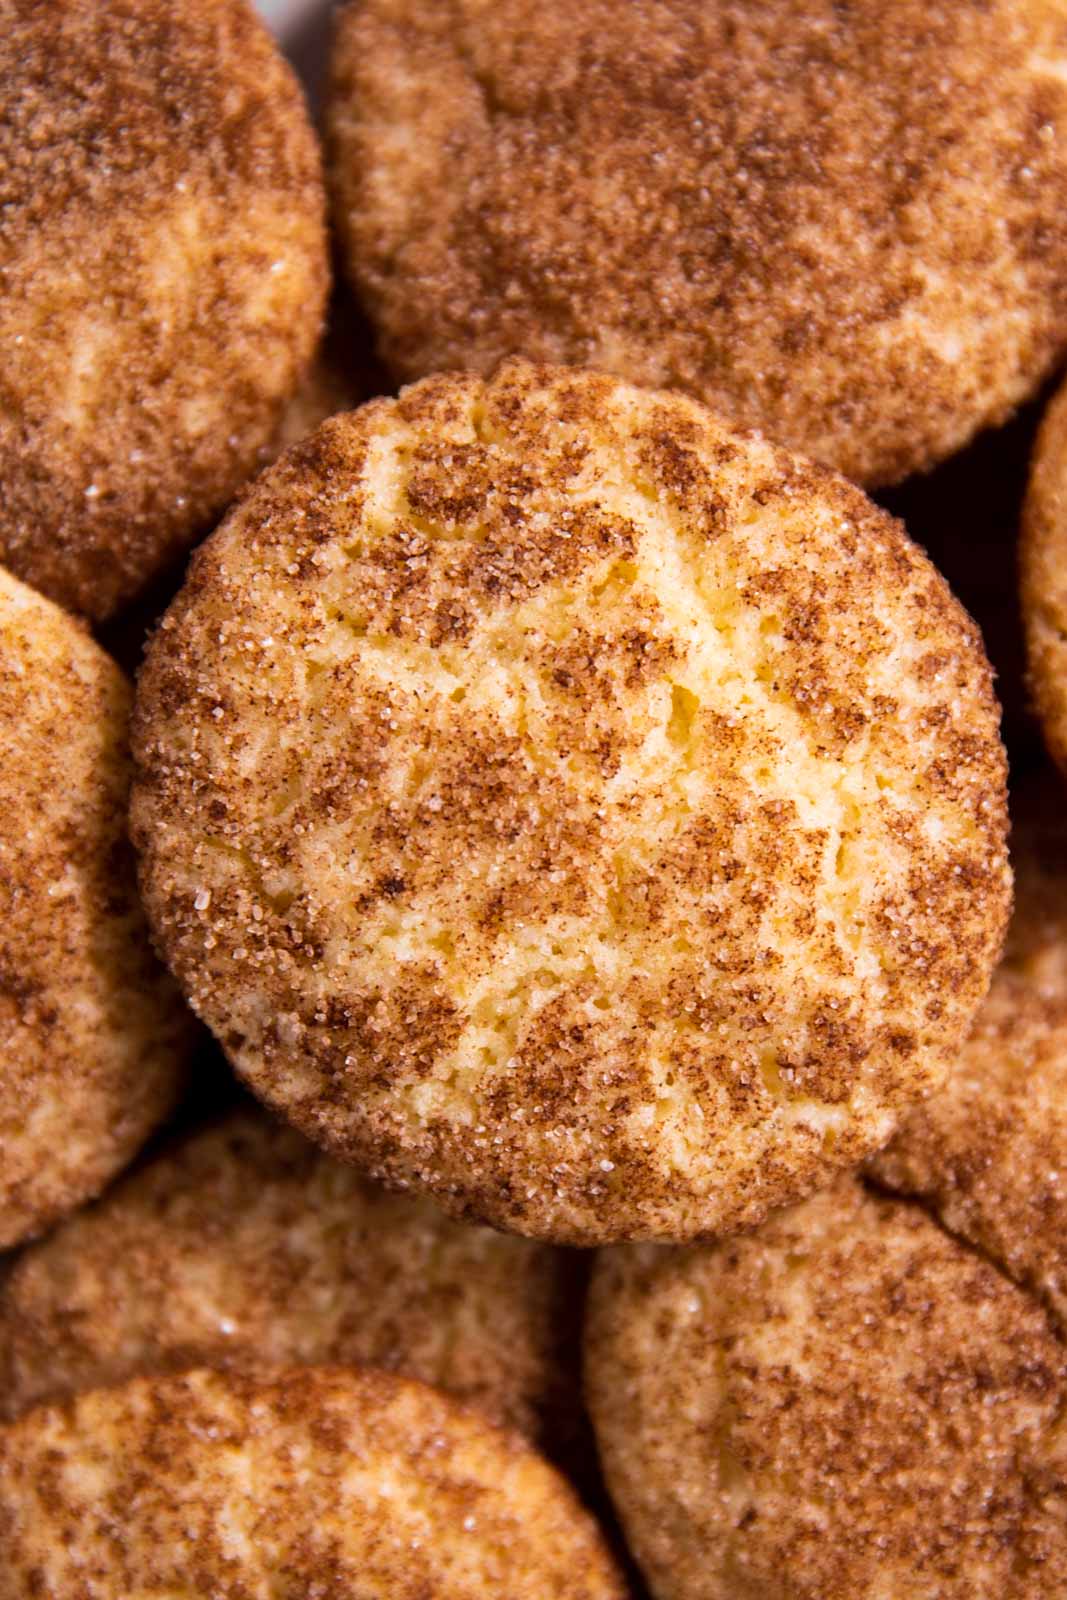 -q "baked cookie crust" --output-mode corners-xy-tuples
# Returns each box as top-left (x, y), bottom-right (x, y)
(132, 360), (1010, 1243)
(0, 0), (329, 618)
(0, 567), (191, 1249)
(329, 0), (1067, 485)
